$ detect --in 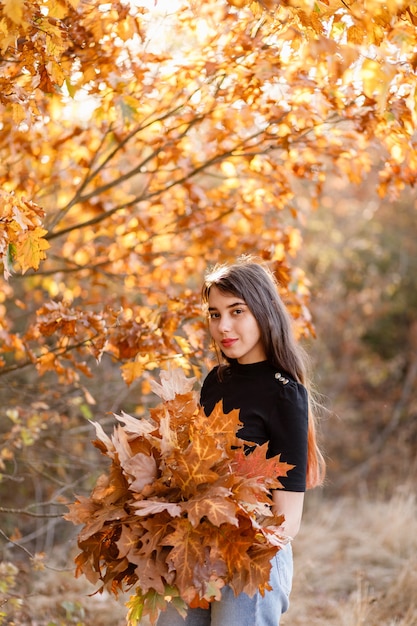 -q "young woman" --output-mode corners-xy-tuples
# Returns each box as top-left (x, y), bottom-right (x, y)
(157, 257), (325, 626)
